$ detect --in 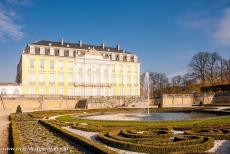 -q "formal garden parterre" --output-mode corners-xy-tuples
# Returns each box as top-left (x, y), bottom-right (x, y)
(9, 108), (230, 154)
